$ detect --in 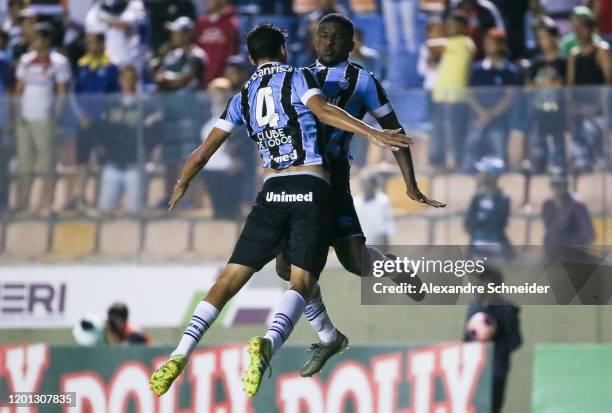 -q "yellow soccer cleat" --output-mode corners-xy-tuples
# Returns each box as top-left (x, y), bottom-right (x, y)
(149, 354), (187, 396)
(242, 336), (272, 398)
